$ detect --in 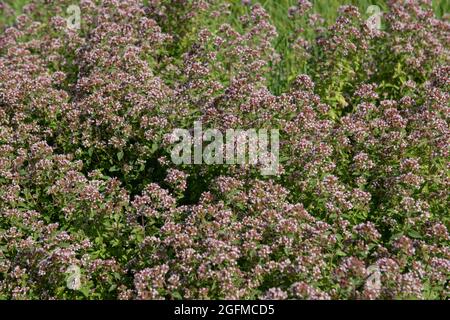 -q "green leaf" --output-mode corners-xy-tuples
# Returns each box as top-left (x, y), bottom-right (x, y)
(79, 287), (90, 298)
(108, 284), (117, 292)
(407, 230), (422, 239)
(117, 151), (124, 161)
(336, 250), (346, 257)
(151, 142), (158, 153)
(172, 291), (183, 299)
